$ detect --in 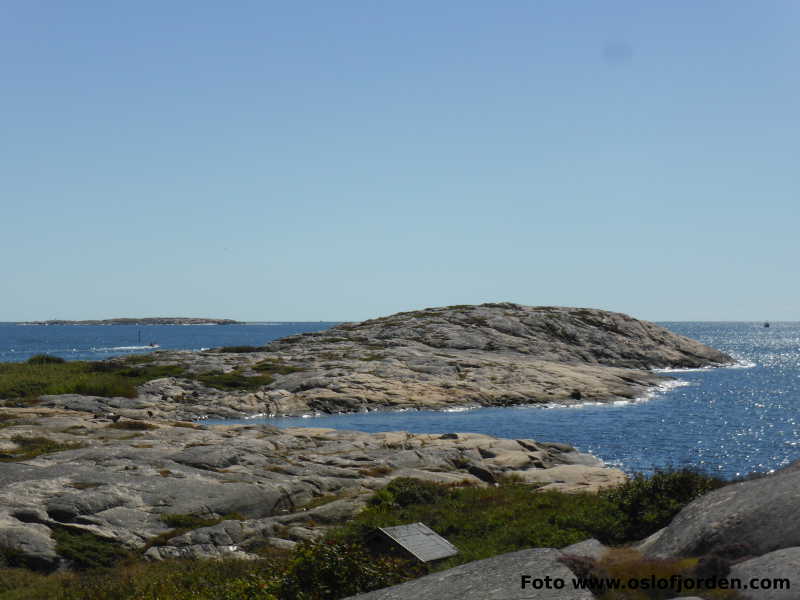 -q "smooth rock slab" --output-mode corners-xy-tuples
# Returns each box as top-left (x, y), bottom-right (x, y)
(642, 462), (800, 559)
(344, 548), (594, 600)
(729, 547), (800, 600)
(560, 538), (608, 561)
